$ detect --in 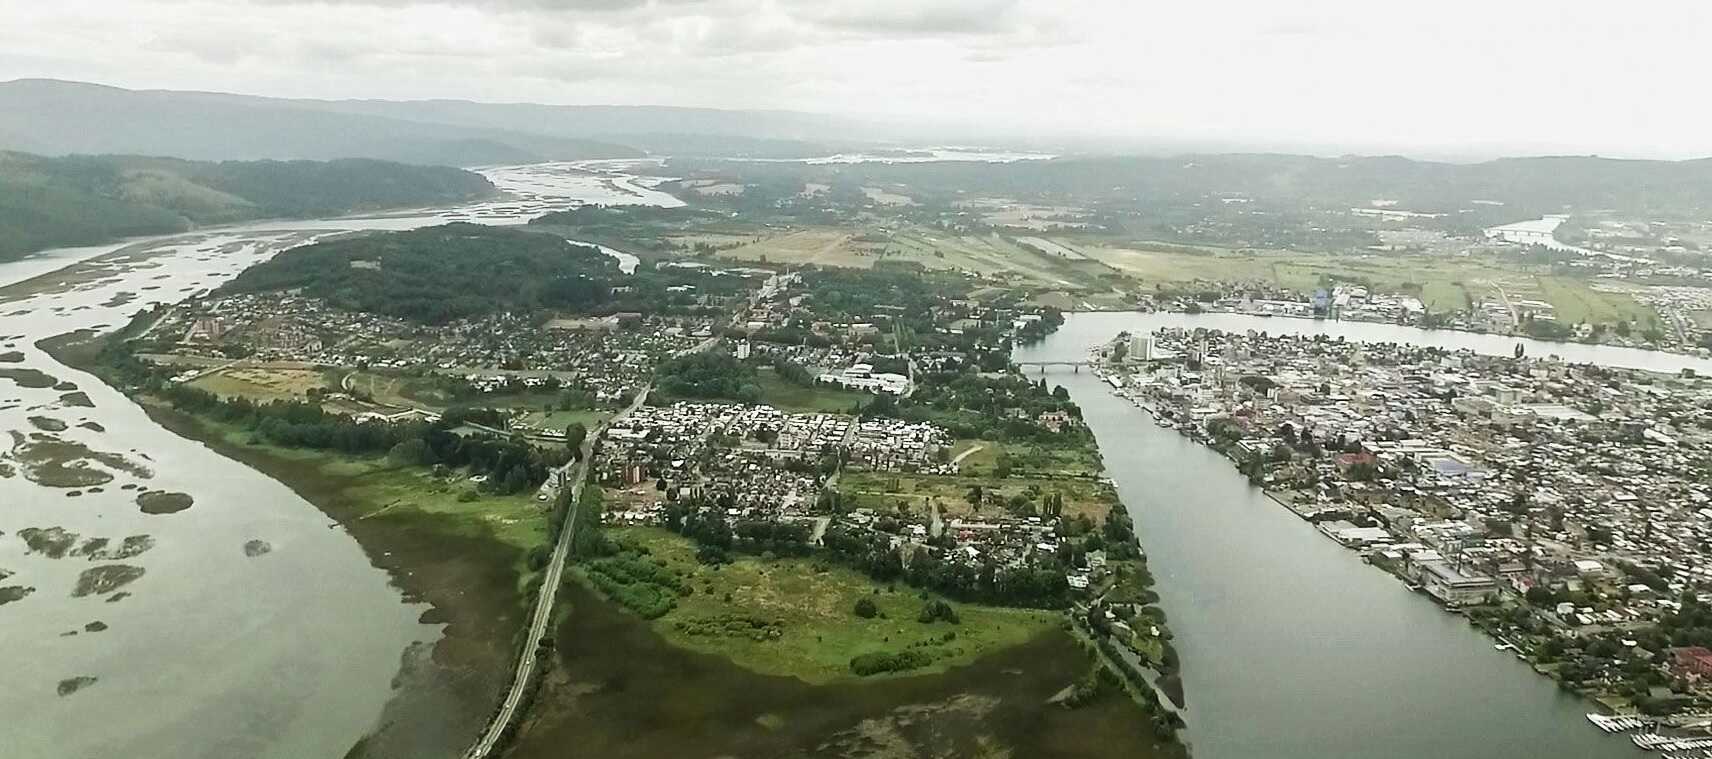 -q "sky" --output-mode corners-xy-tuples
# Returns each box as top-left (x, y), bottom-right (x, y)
(3, 0), (1711, 159)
